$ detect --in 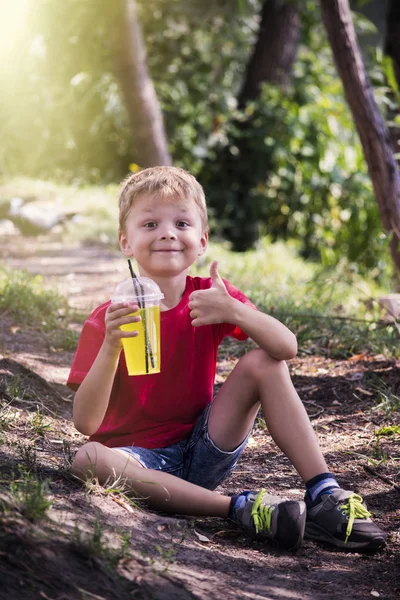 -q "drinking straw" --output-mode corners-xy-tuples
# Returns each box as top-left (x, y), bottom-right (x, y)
(127, 259), (155, 372)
